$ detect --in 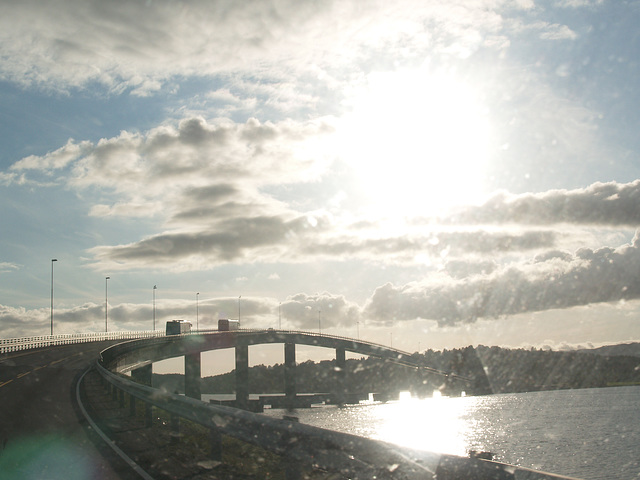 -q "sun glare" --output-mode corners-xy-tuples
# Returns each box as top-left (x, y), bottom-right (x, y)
(374, 396), (471, 456)
(336, 69), (491, 218)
